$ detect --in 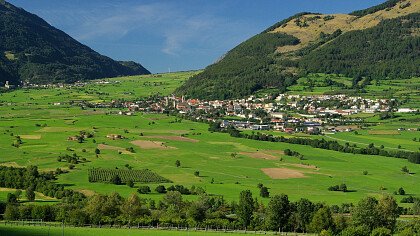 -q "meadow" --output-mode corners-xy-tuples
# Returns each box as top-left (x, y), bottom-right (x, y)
(0, 72), (419, 208)
(0, 224), (314, 236)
